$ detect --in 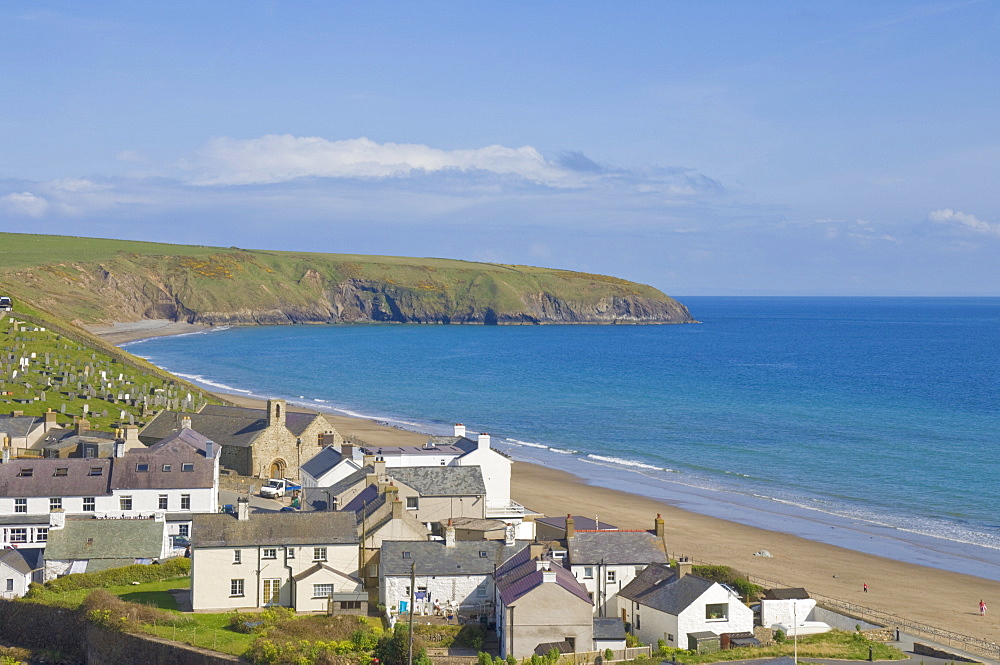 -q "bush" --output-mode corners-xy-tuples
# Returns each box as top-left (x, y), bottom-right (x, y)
(690, 564), (764, 601)
(456, 624), (485, 650)
(774, 629), (786, 644)
(31, 558), (190, 596)
(605, 648), (615, 660)
(81, 589), (192, 633)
